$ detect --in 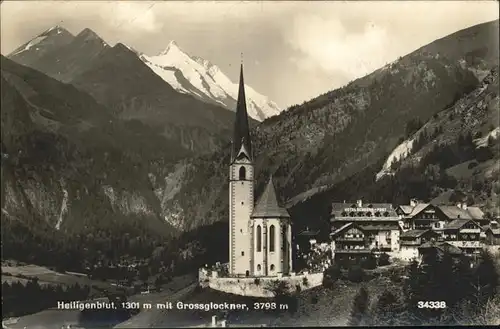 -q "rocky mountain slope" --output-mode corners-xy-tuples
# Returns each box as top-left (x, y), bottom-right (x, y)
(7, 27), (280, 122)
(18, 27), (110, 84)
(1, 55), (186, 266)
(378, 66), (499, 215)
(7, 27), (252, 155)
(8, 26), (74, 67)
(154, 19), (498, 234)
(70, 42), (241, 154)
